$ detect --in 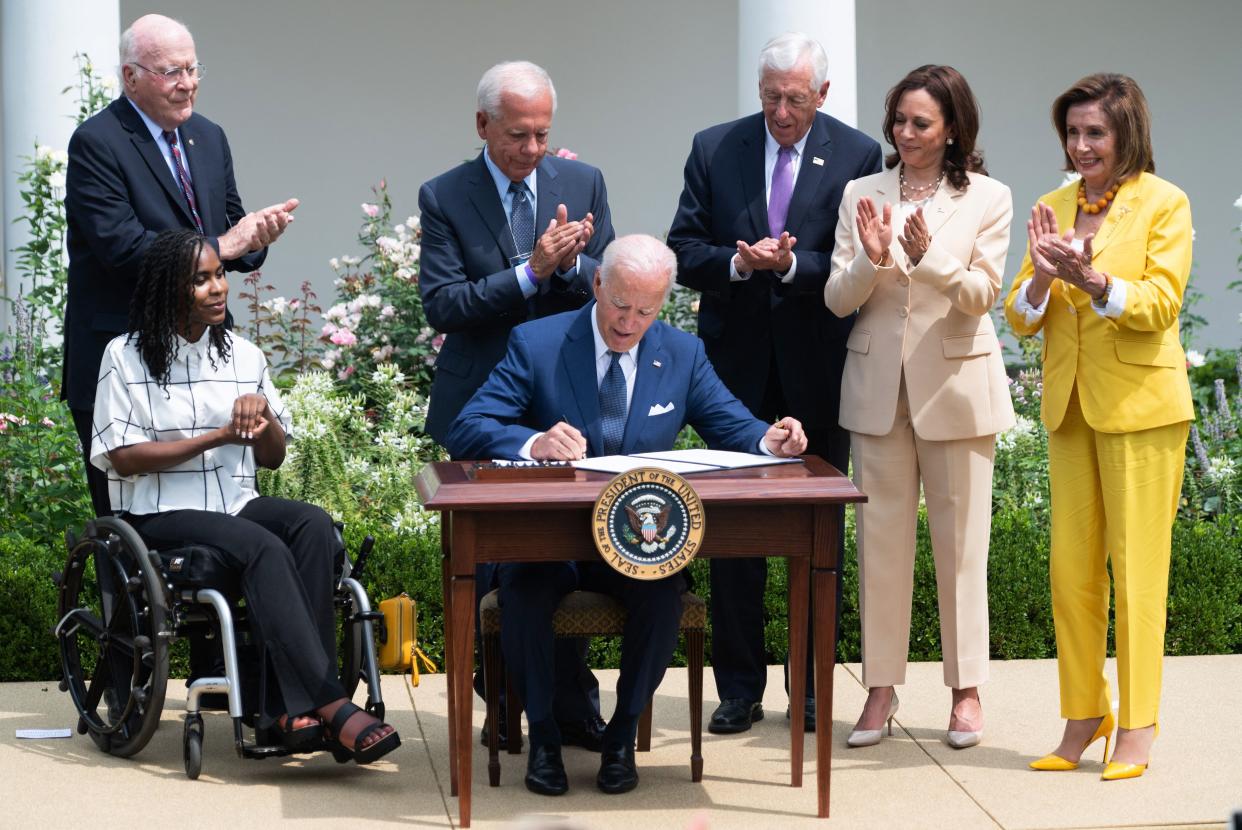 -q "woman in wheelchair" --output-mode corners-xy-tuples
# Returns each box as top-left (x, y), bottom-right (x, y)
(89, 228), (399, 765)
